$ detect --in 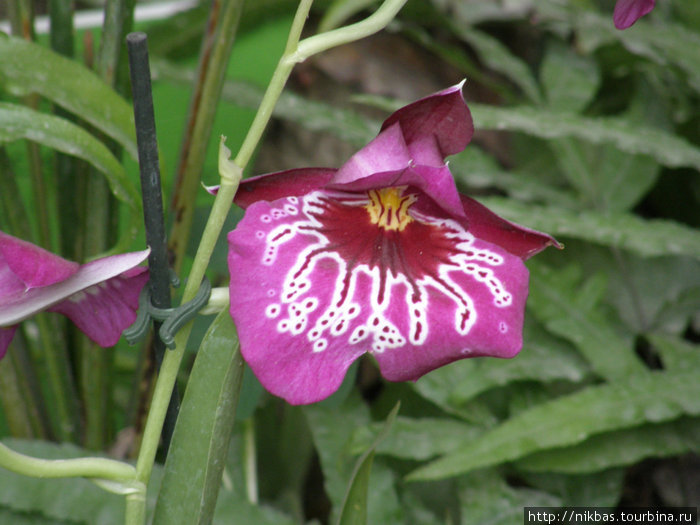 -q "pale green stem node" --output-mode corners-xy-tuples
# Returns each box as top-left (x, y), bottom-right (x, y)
(218, 135), (243, 187)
